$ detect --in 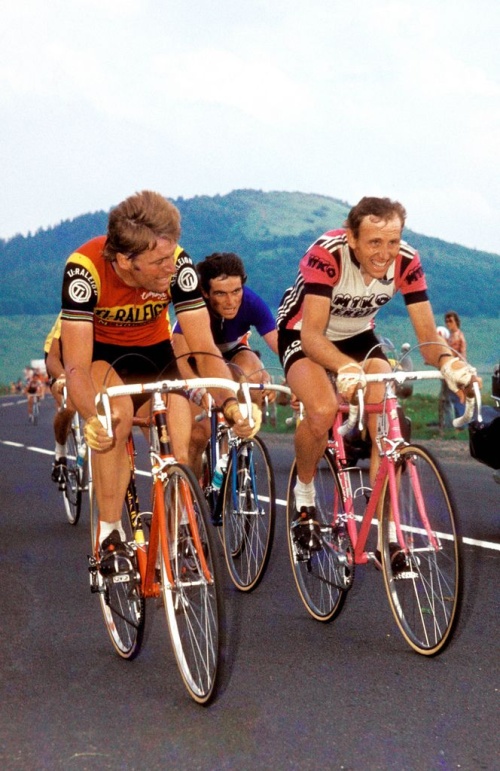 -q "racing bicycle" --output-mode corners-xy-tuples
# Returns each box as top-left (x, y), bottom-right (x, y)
(29, 393), (40, 425)
(56, 387), (87, 525)
(201, 381), (291, 592)
(286, 369), (481, 656)
(88, 376), (243, 705)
